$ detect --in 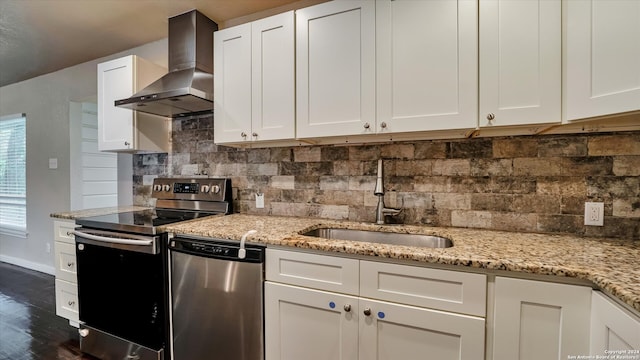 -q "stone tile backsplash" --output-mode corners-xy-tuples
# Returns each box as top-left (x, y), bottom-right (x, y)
(133, 115), (640, 240)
